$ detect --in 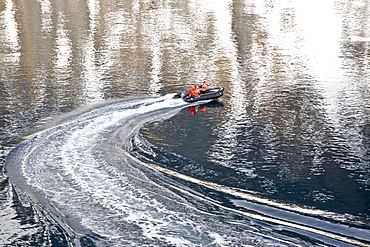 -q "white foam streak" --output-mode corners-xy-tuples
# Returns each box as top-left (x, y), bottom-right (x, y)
(125, 150), (370, 247)
(19, 97), (211, 244)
